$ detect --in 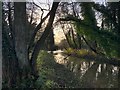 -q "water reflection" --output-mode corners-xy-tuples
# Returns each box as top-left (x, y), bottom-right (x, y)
(53, 50), (119, 88)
